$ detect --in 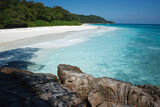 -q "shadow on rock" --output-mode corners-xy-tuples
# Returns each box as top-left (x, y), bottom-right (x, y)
(0, 67), (82, 107)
